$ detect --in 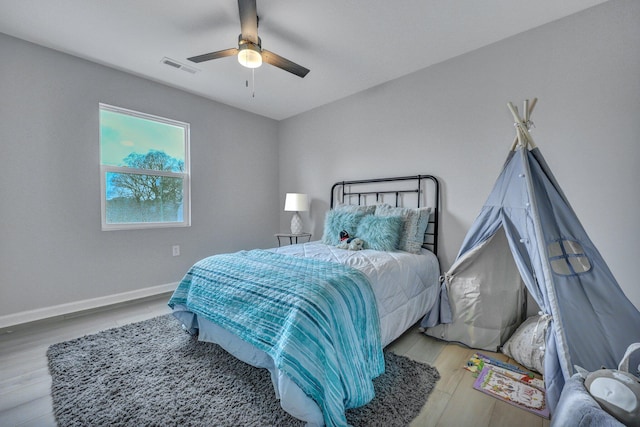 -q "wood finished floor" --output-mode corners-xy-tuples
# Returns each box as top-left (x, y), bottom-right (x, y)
(0, 295), (551, 427)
